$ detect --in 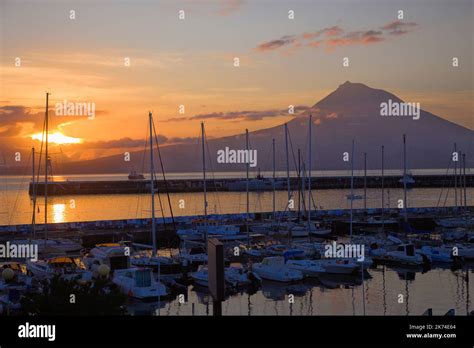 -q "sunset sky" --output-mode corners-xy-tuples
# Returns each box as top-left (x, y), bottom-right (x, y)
(0, 0), (472, 161)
